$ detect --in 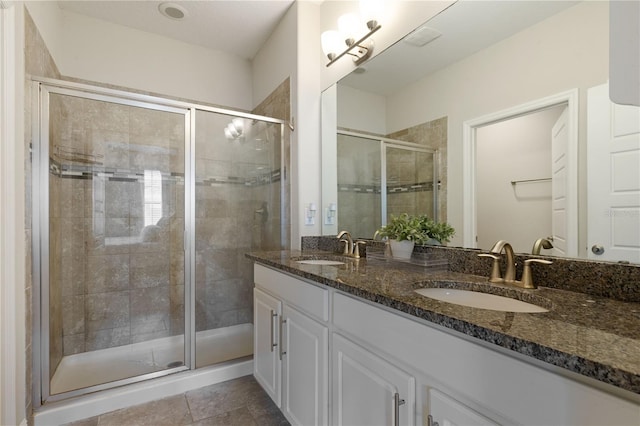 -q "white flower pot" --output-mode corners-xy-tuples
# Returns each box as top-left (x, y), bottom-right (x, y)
(389, 239), (415, 260)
